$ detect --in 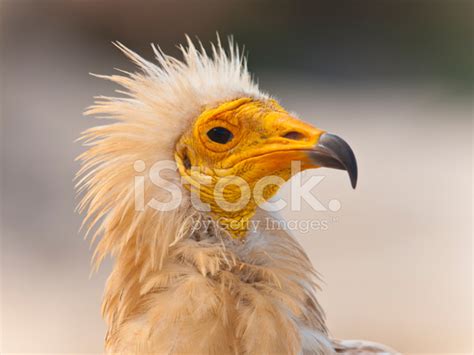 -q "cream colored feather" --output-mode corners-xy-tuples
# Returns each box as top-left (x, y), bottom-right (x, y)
(77, 37), (398, 354)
